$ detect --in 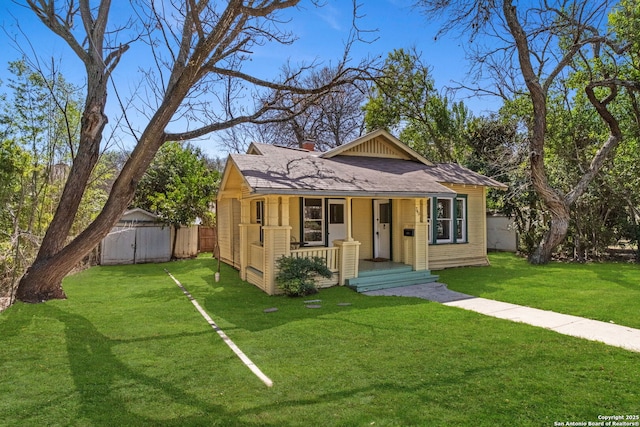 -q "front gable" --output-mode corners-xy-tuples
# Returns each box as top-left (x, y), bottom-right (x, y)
(320, 129), (434, 166)
(218, 156), (250, 199)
